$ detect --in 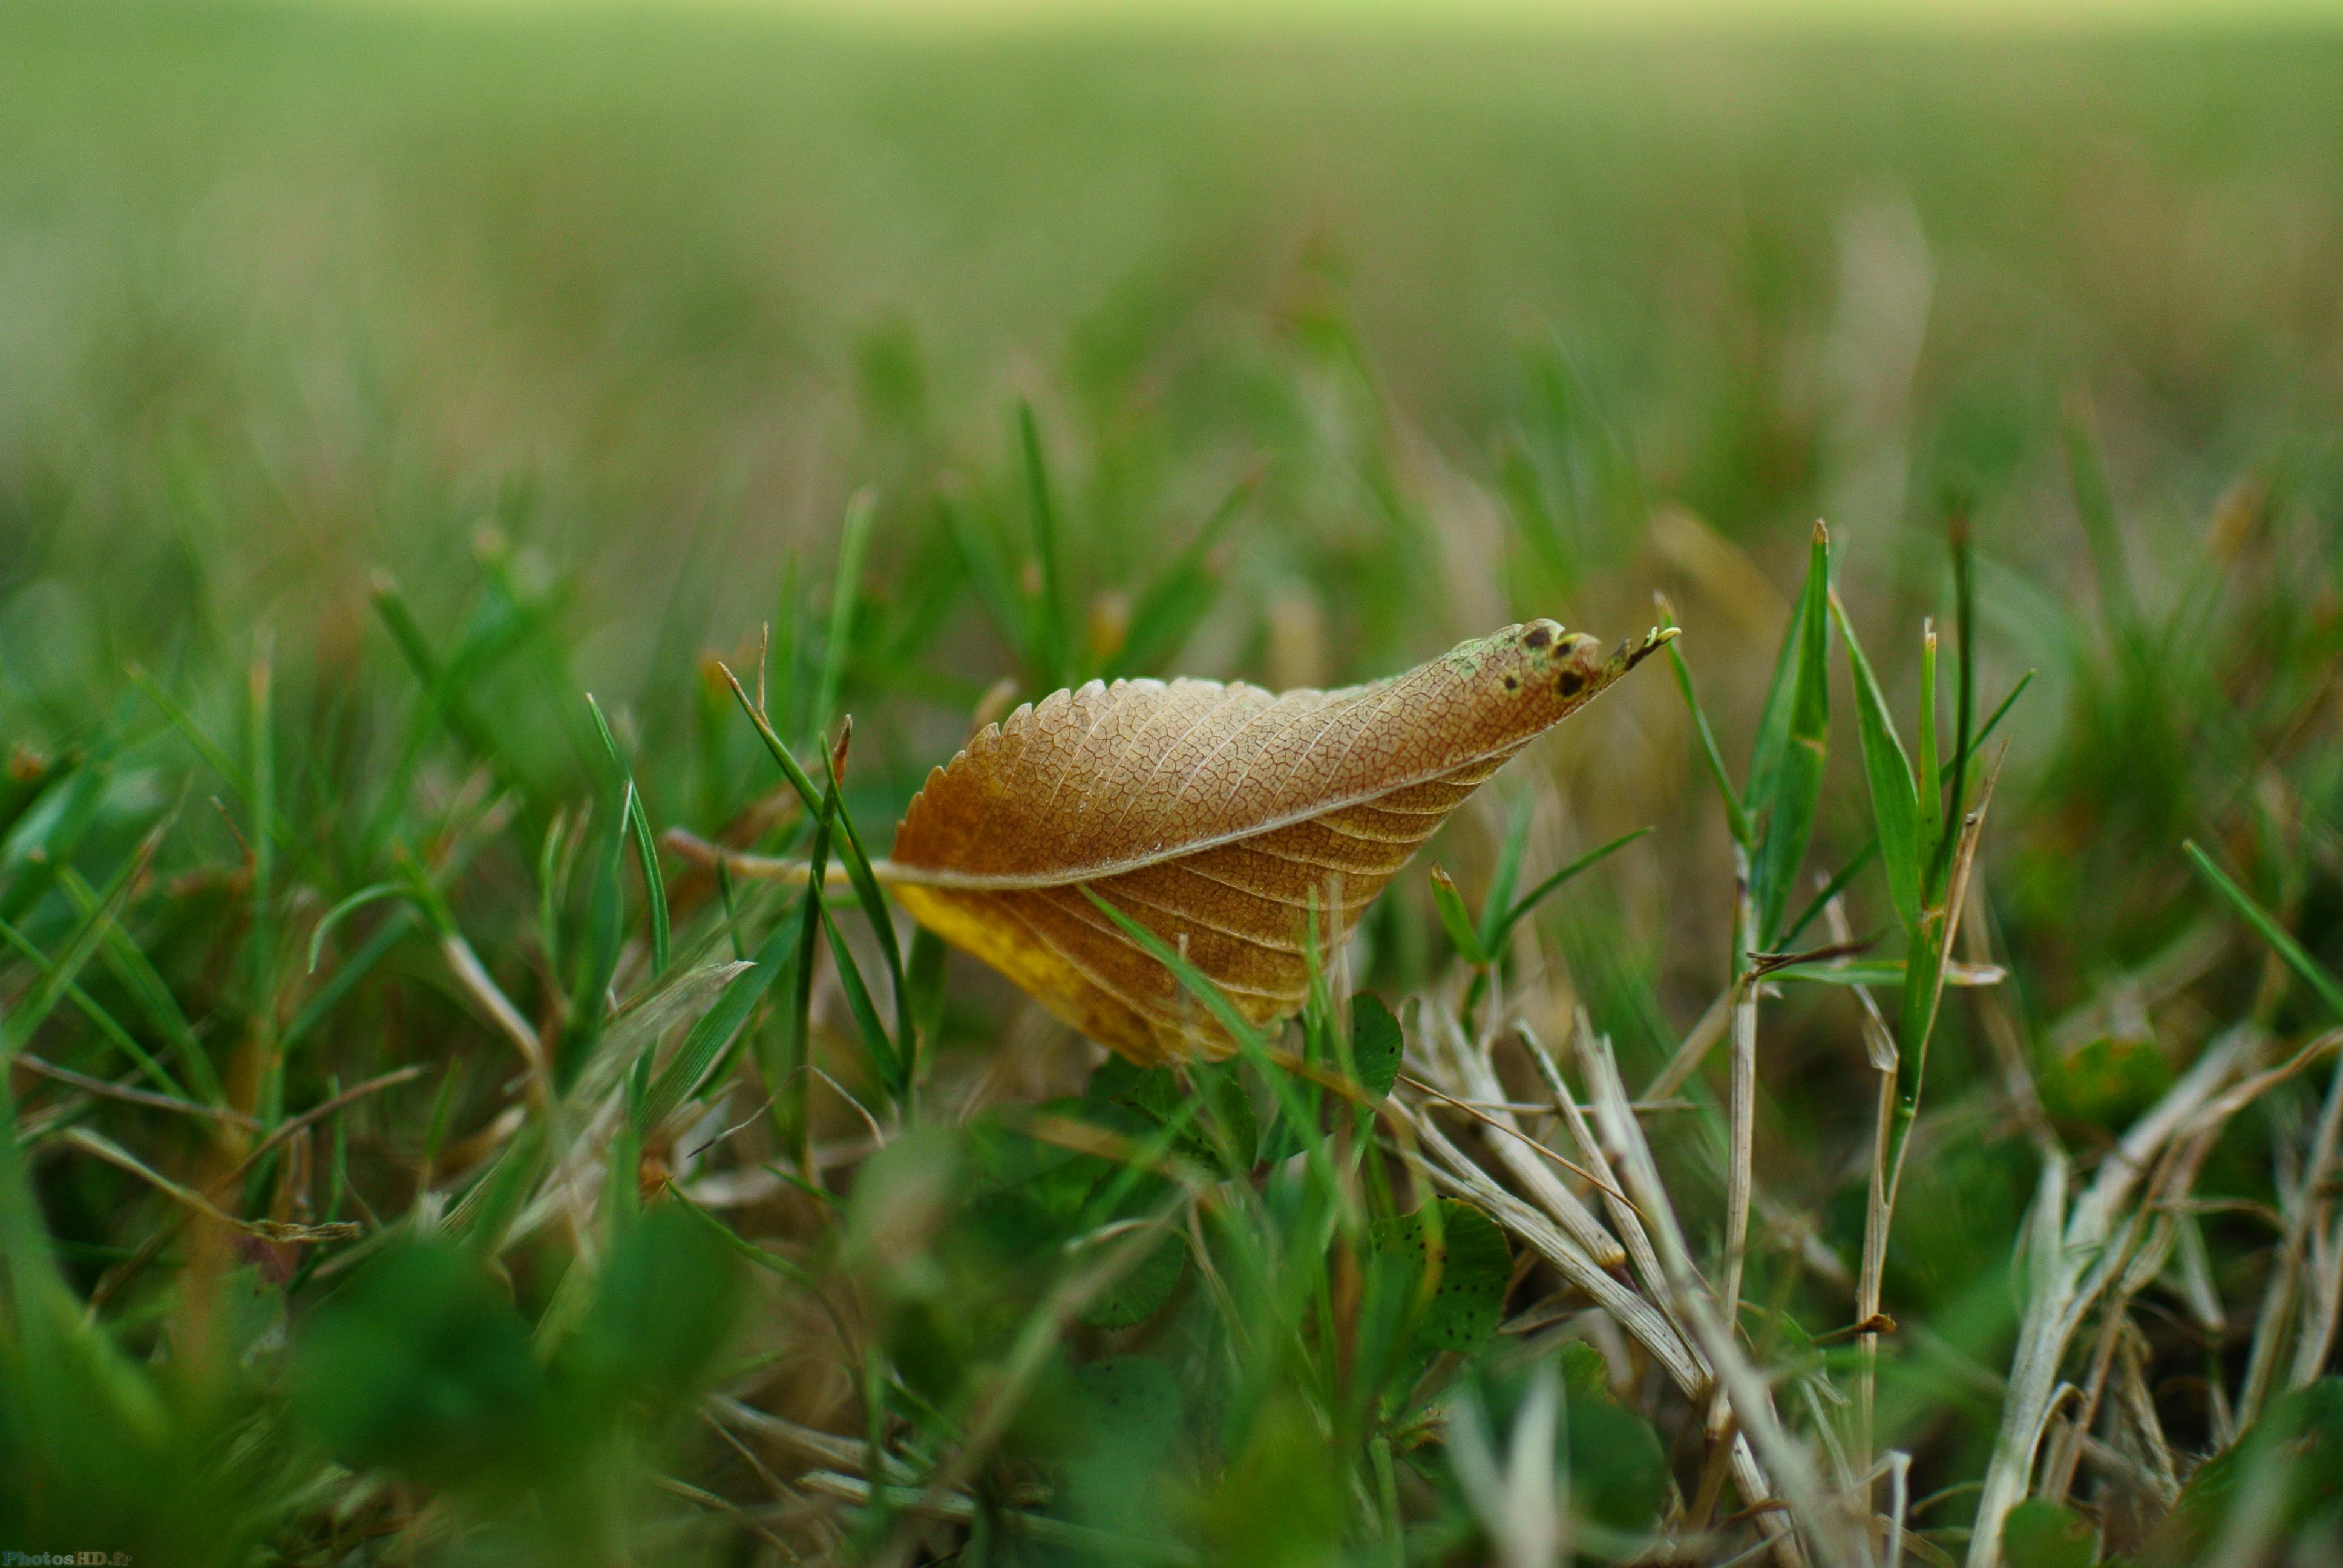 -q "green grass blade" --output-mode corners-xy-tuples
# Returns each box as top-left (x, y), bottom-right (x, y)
(1, 753), (111, 924)
(1777, 669), (2034, 949)
(126, 664), (292, 849)
(1963, 669), (2033, 754)
(1488, 827), (1653, 952)
(767, 550), (806, 739)
(779, 777), (838, 1162)
(941, 495), (1027, 675)
(1115, 466), (1258, 676)
(1893, 906), (1952, 1127)
(1498, 436), (1576, 603)
(586, 694), (670, 975)
(1928, 514), (1978, 901)
(2184, 840), (2343, 1021)
(811, 489), (876, 746)
(667, 1181), (819, 1290)
(370, 576), (521, 795)
(641, 920), (795, 1137)
(1018, 401), (1071, 689)
(2, 823), (164, 1062)
(247, 638), (277, 958)
(1077, 886), (1333, 1194)
(391, 843), (459, 938)
(1761, 959), (1910, 988)
(2065, 403), (2143, 652)
(565, 783), (632, 1061)
(612, 1084), (644, 1227)
(418, 1059), (467, 1181)
(61, 863), (219, 1100)
(1664, 635), (1752, 849)
(0, 747), (68, 846)
(247, 638), (286, 1124)
(1428, 867), (1492, 967)
(723, 664), (824, 816)
(822, 737), (909, 1083)
(821, 904), (901, 1095)
(1833, 596), (1922, 936)
(906, 925), (947, 1085)
(1473, 799), (1535, 956)
(1776, 844), (1879, 955)
(0, 915), (187, 1100)
(537, 809), (572, 979)
(1916, 622), (1942, 878)
(284, 904), (415, 1051)
(1748, 521), (1832, 944)
(631, 795), (670, 976)
(449, 1118), (546, 1253)
(0, 1063), (72, 1377)
(306, 883), (404, 973)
